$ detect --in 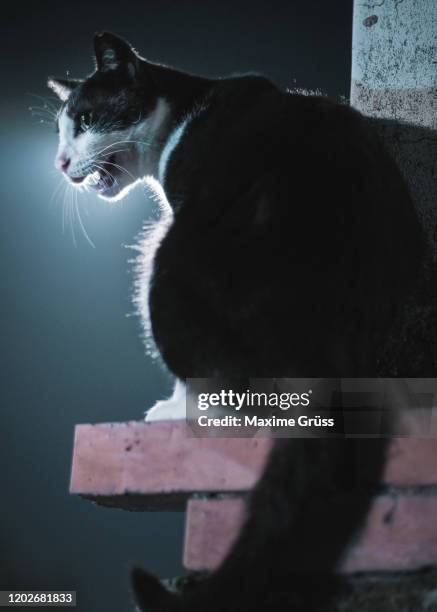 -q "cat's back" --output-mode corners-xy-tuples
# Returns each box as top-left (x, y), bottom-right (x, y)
(163, 75), (421, 307)
(151, 74), (423, 378)
(166, 76), (381, 203)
